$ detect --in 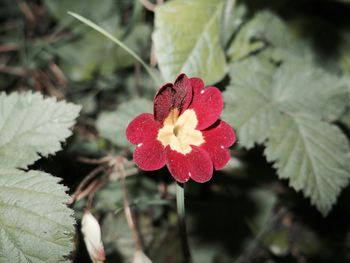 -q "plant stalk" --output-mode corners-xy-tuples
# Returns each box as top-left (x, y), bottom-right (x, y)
(176, 183), (192, 263)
